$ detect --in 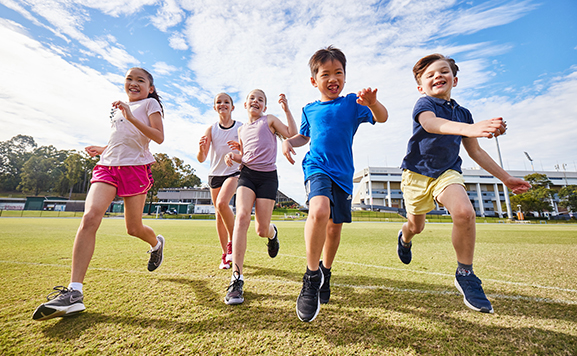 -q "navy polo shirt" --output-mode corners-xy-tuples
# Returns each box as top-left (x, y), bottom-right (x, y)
(401, 96), (474, 179)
